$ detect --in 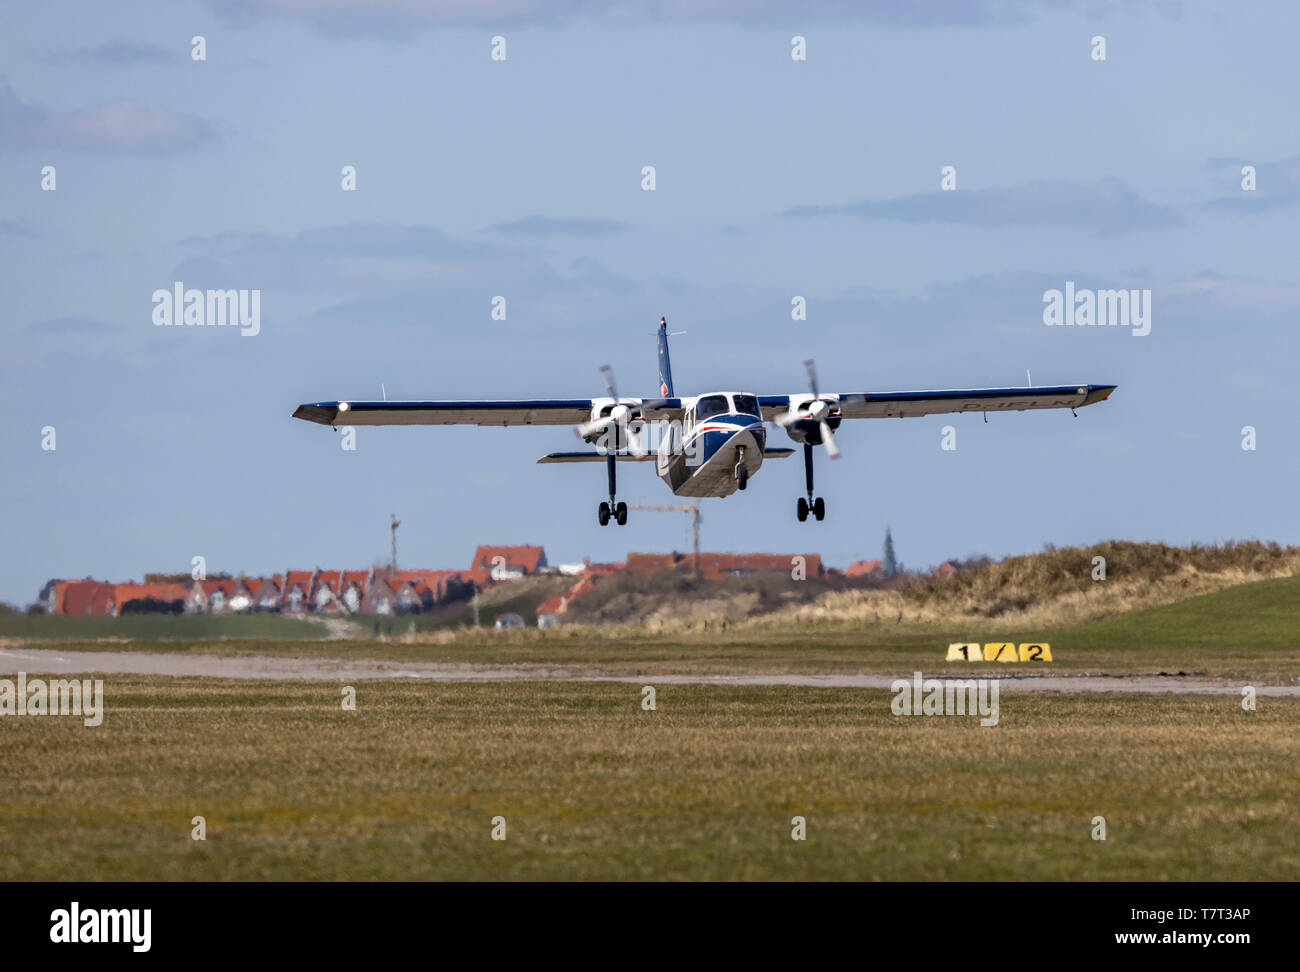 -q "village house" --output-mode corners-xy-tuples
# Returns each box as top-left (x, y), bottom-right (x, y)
(845, 559), (882, 578)
(470, 544), (547, 583)
(251, 576), (283, 612)
(281, 569), (316, 614)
